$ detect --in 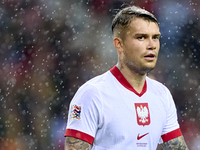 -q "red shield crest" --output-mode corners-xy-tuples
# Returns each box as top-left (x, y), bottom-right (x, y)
(135, 103), (150, 126)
